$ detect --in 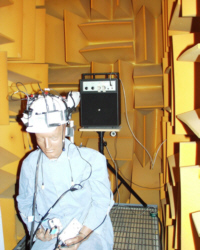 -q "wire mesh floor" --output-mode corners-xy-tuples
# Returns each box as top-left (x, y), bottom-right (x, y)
(110, 204), (160, 250)
(14, 204), (160, 250)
